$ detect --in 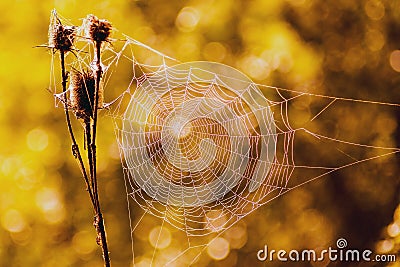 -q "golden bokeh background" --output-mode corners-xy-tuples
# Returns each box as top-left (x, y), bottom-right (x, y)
(0, 0), (399, 266)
